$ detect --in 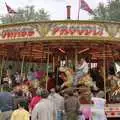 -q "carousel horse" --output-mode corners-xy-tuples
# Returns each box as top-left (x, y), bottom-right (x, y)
(59, 66), (93, 89)
(29, 71), (46, 89)
(111, 77), (120, 96)
(78, 73), (93, 88)
(59, 67), (73, 89)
